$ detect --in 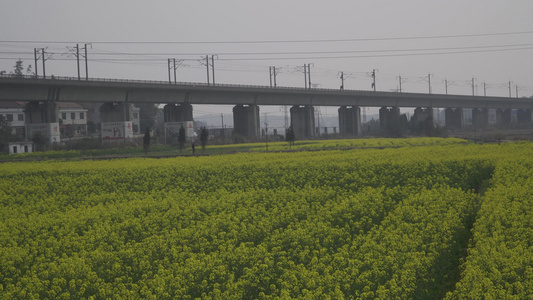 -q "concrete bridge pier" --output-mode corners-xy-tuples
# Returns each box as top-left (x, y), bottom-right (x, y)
(24, 101), (60, 144)
(163, 103), (194, 143)
(495, 109), (512, 128)
(379, 106), (400, 131)
(163, 103), (193, 122)
(472, 108), (489, 129)
(99, 102), (134, 142)
(290, 105), (315, 139)
(445, 108), (464, 129)
(412, 107), (433, 125)
(517, 109), (532, 124)
(233, 104), (260, 138)
(338, 106), (361, 137)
